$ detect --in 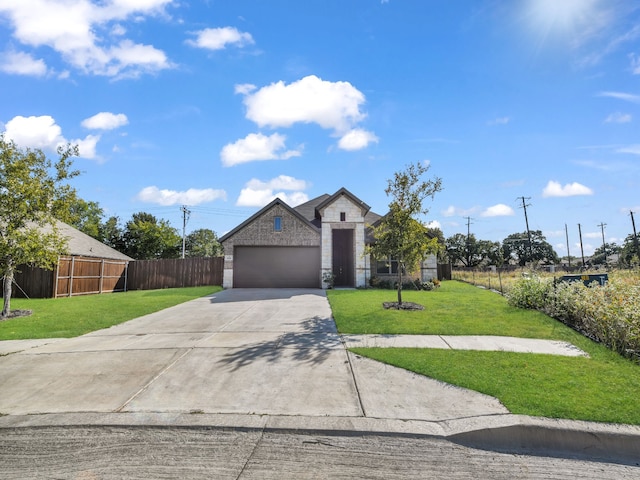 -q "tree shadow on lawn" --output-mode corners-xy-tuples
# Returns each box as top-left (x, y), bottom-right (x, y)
(217, 315), (342, 372)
